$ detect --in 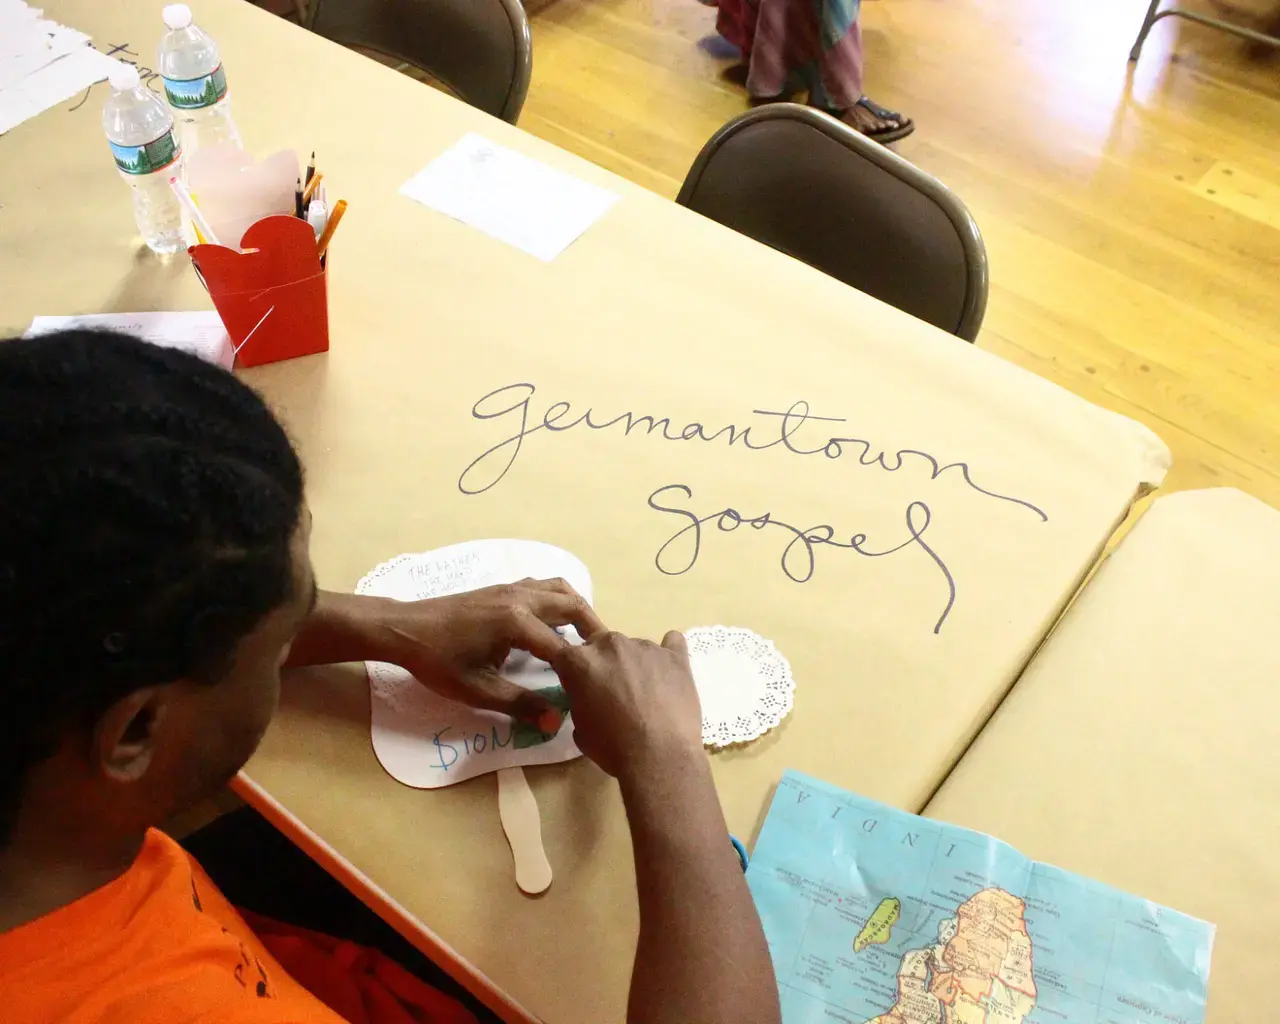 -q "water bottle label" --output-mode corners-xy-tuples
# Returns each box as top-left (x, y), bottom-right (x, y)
(162, 64), (229, 110)
(109, 130), (181, 176)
